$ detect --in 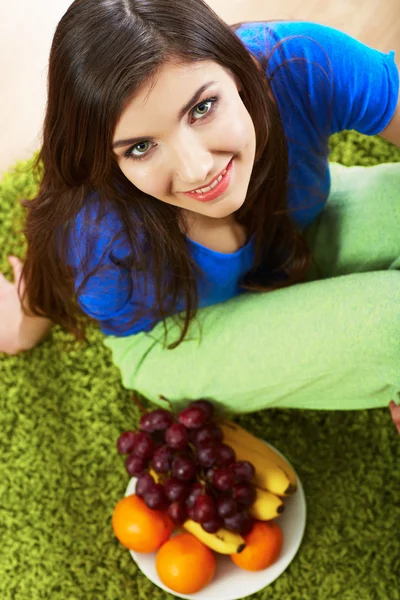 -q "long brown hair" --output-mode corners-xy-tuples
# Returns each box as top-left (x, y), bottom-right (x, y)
(20, 0), (312, 349)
